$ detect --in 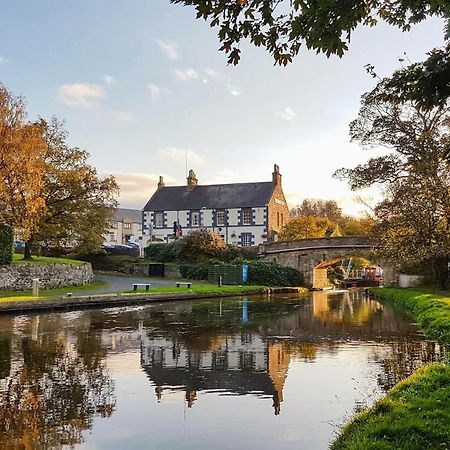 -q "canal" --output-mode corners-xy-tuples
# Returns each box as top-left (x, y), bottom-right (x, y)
(0, 290), (445, 449)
